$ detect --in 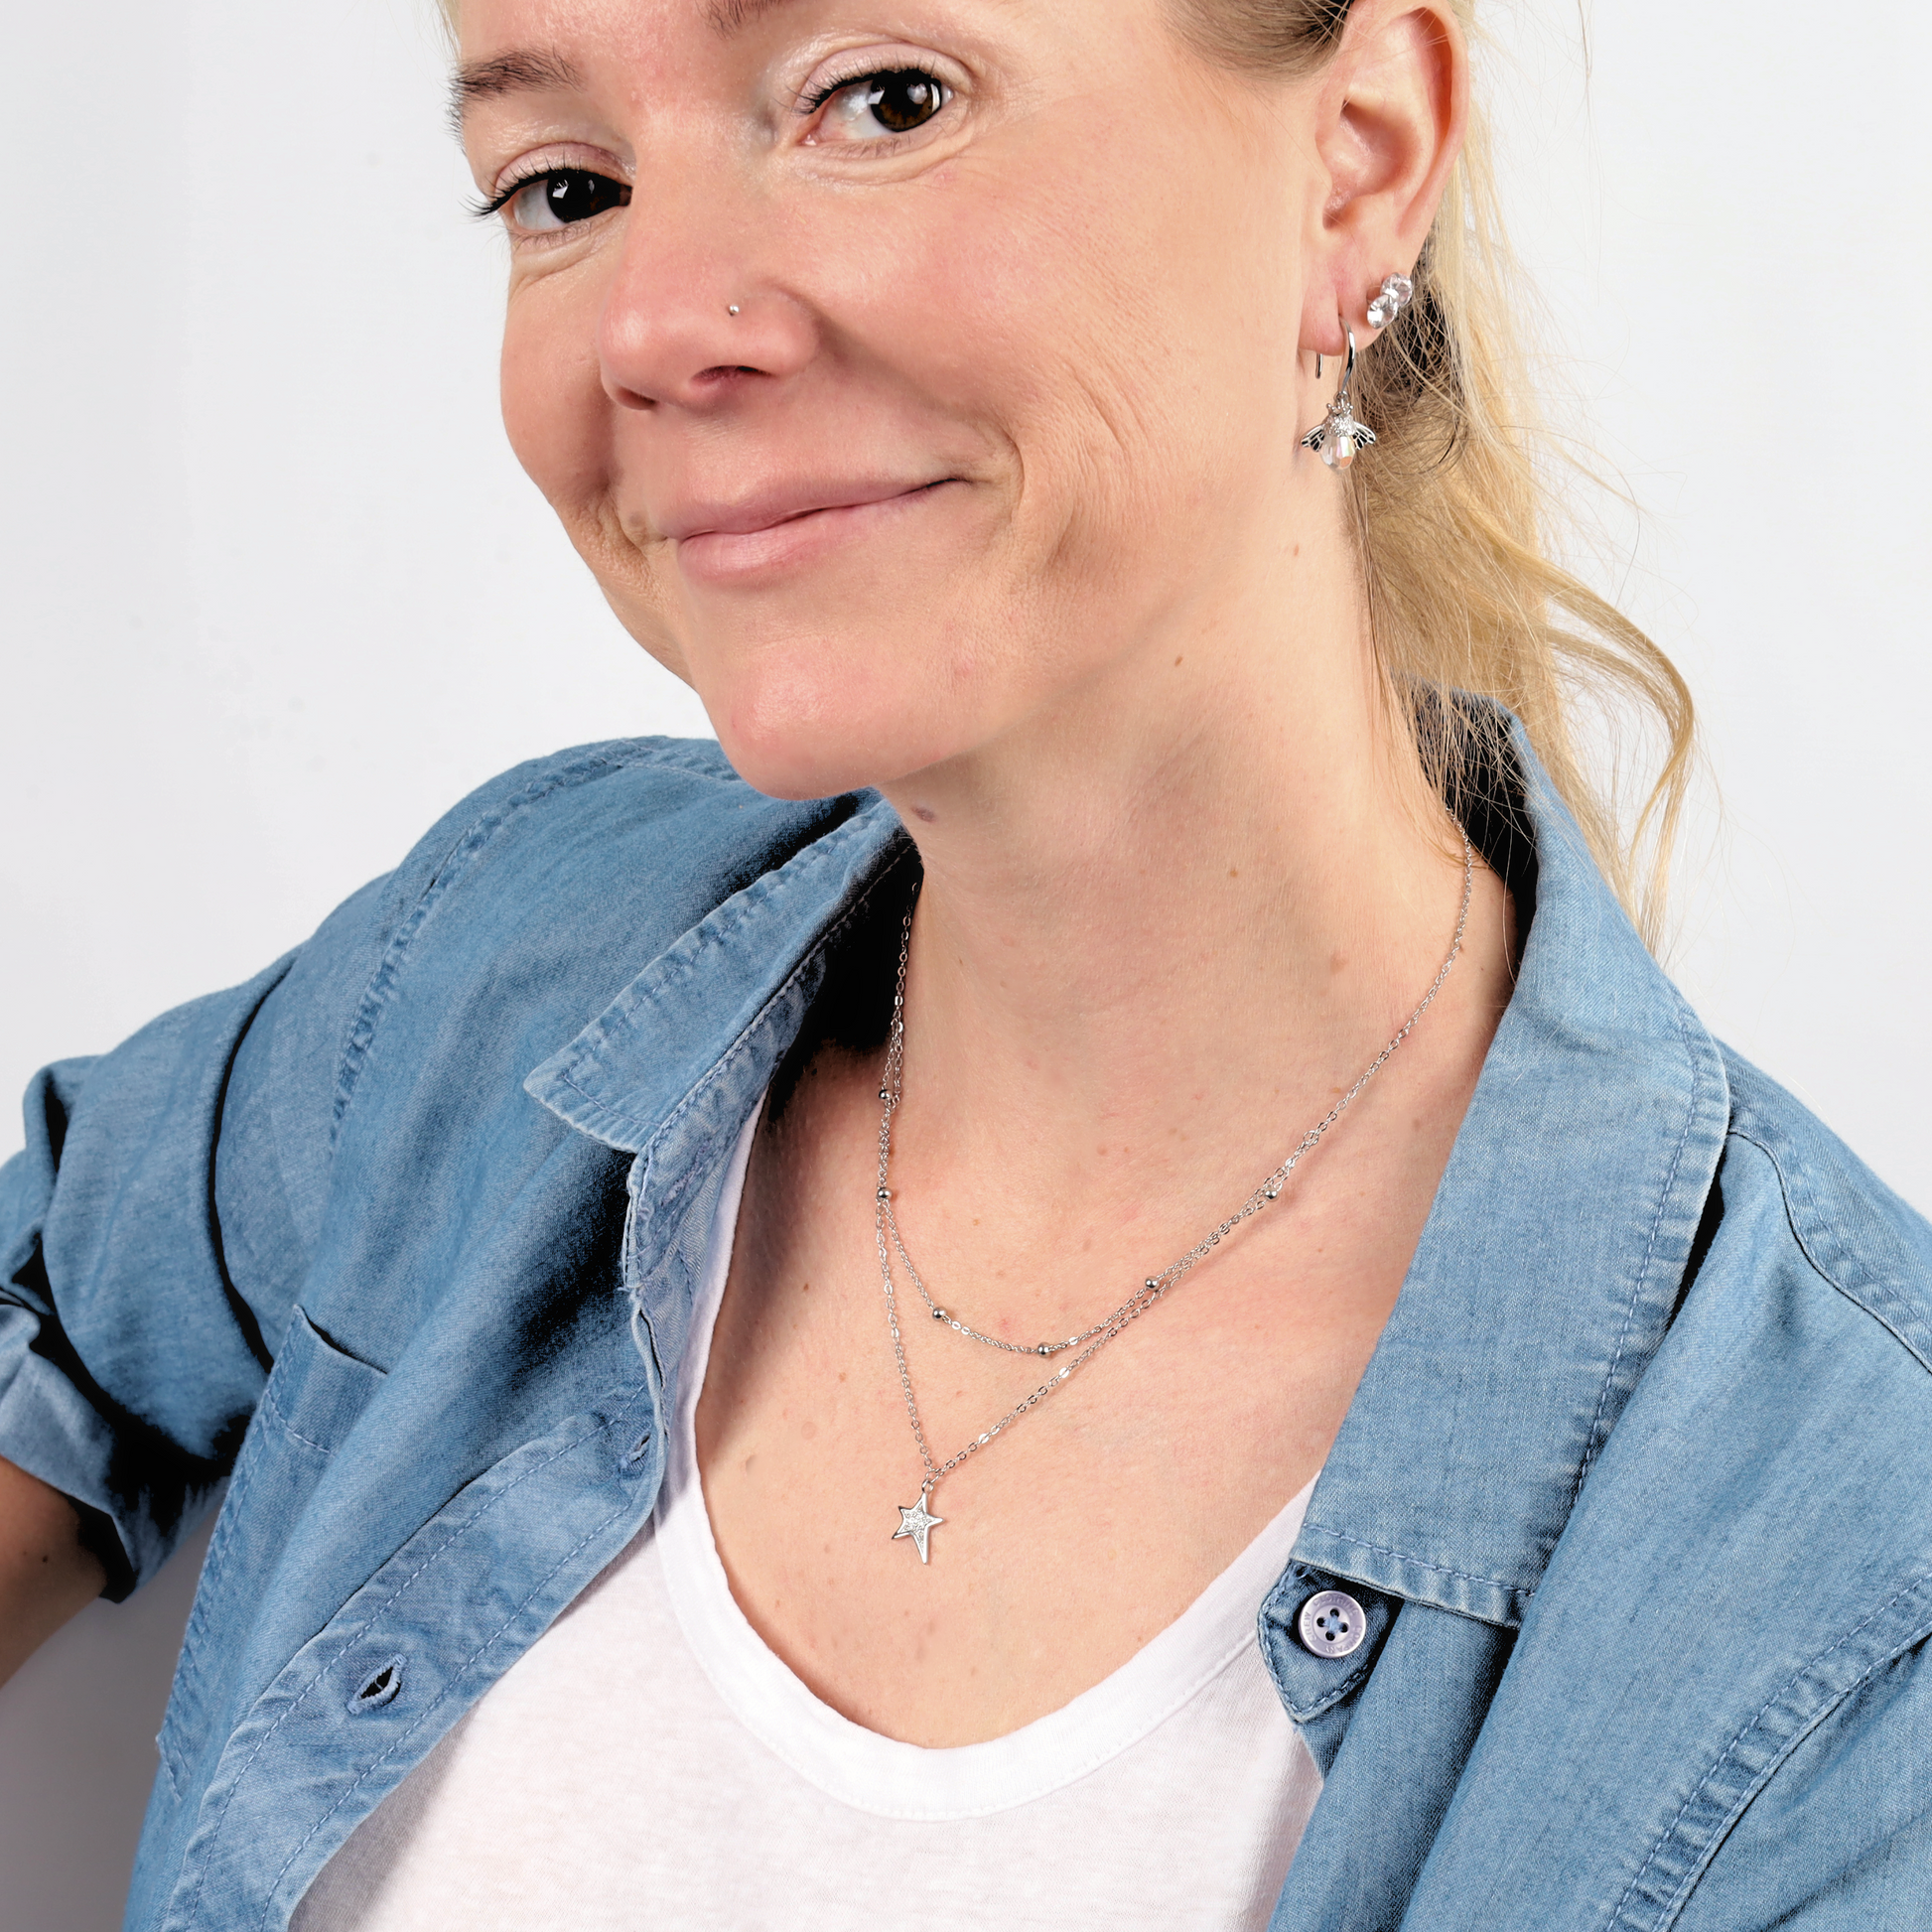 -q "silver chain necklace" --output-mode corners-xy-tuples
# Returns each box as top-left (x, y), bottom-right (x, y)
(877, 829), (1476, 1564)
